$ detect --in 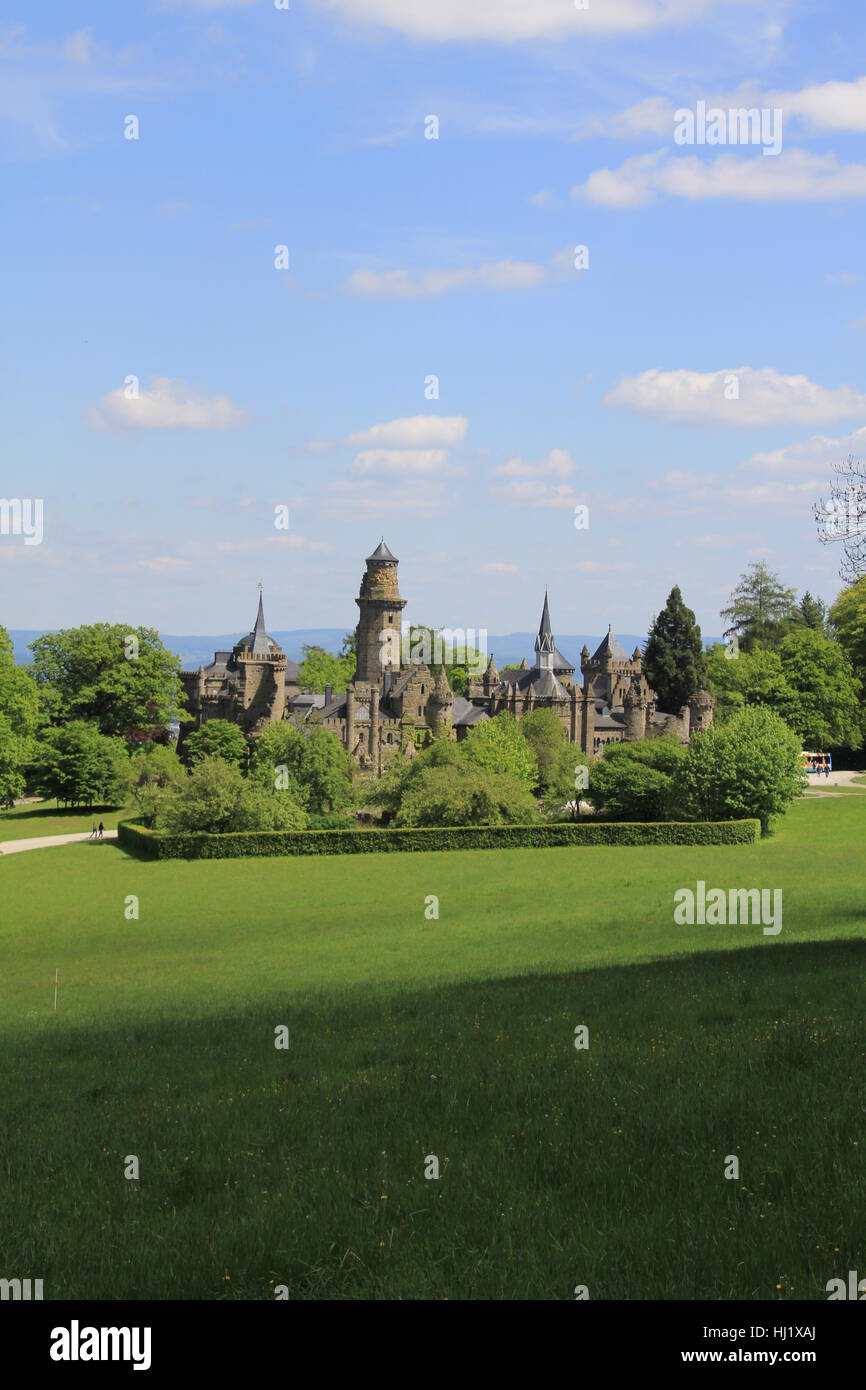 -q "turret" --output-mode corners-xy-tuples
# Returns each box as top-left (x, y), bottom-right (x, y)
(623, 679), (645, 741)
(688, 687), (715, 736)
(535, 591), (556, 672)
(427, 664), (453, 733)
(354, 538), (407, 684)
